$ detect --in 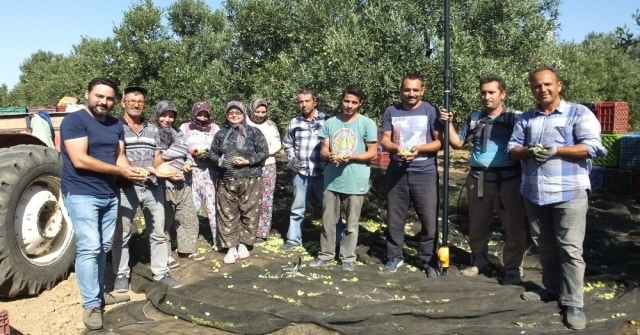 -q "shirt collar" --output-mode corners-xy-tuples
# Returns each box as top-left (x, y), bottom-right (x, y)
(534, 99), (567, 115)
(297, 110), (325, 122)
(119, 116), (150, 129)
